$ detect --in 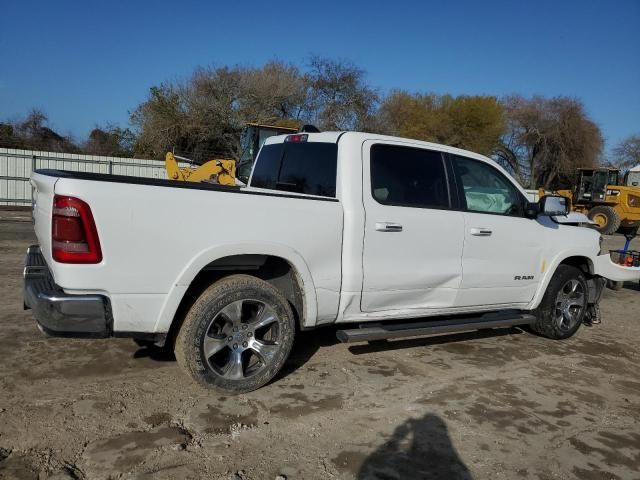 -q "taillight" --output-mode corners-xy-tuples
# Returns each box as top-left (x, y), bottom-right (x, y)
(52, 195), (102, 263)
